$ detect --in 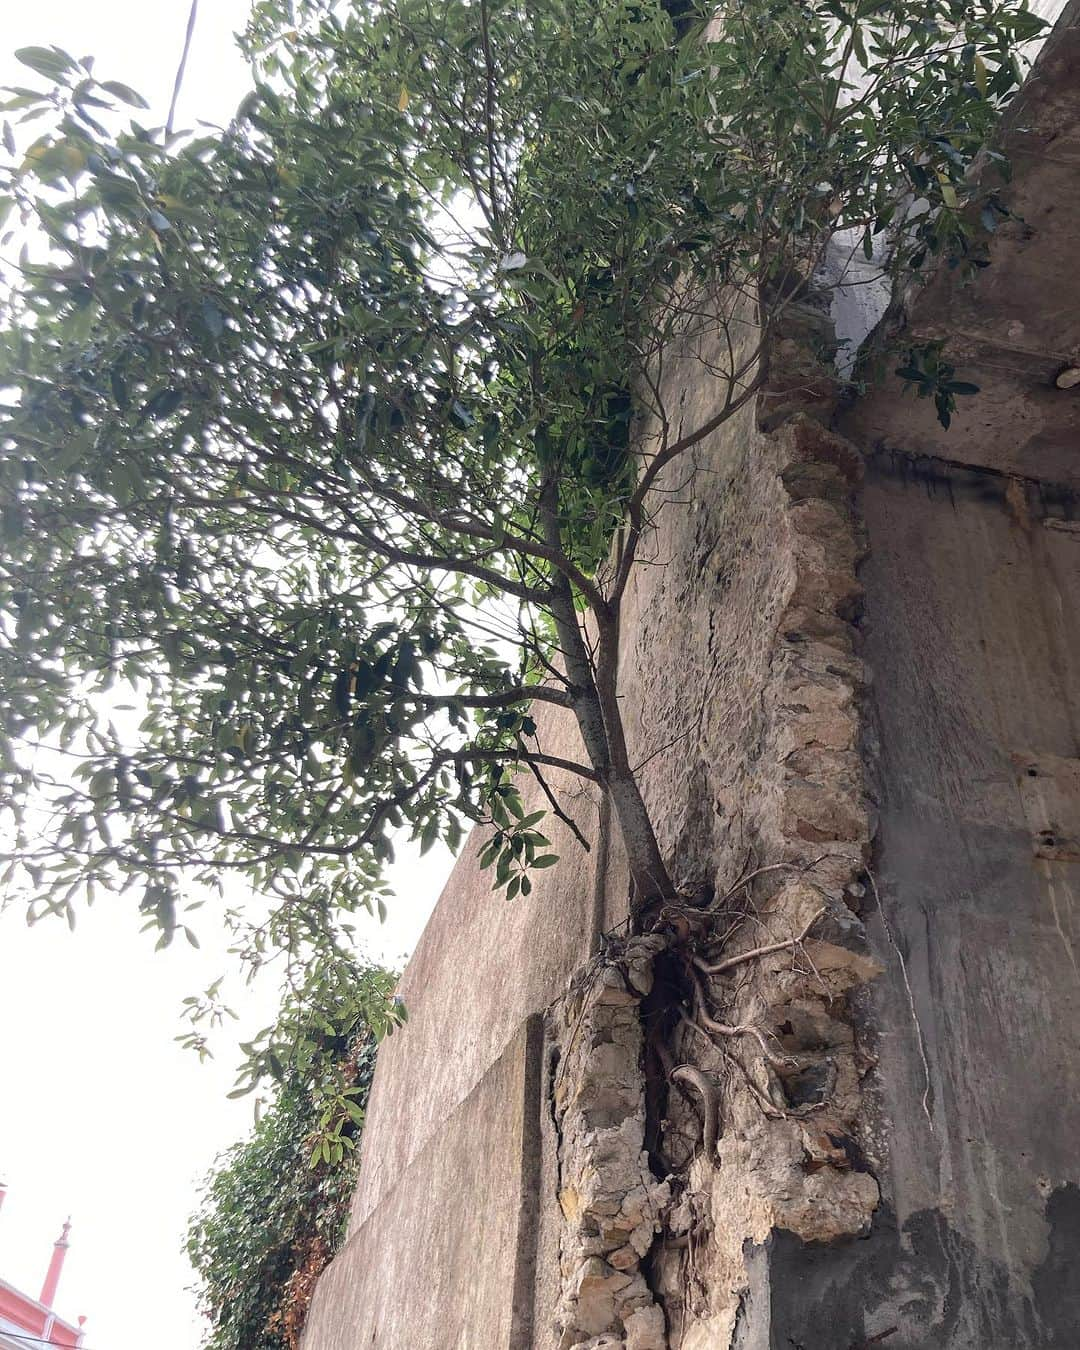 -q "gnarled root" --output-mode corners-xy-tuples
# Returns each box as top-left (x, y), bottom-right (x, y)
(670, 1064), (720, 1161)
